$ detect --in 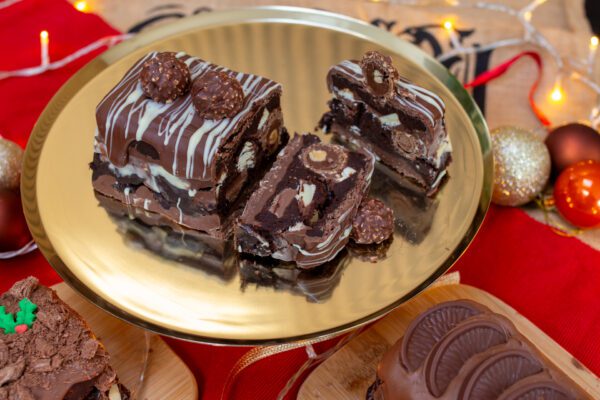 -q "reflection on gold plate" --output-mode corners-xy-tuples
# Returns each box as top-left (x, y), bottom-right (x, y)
(21, 7), (491, 344)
